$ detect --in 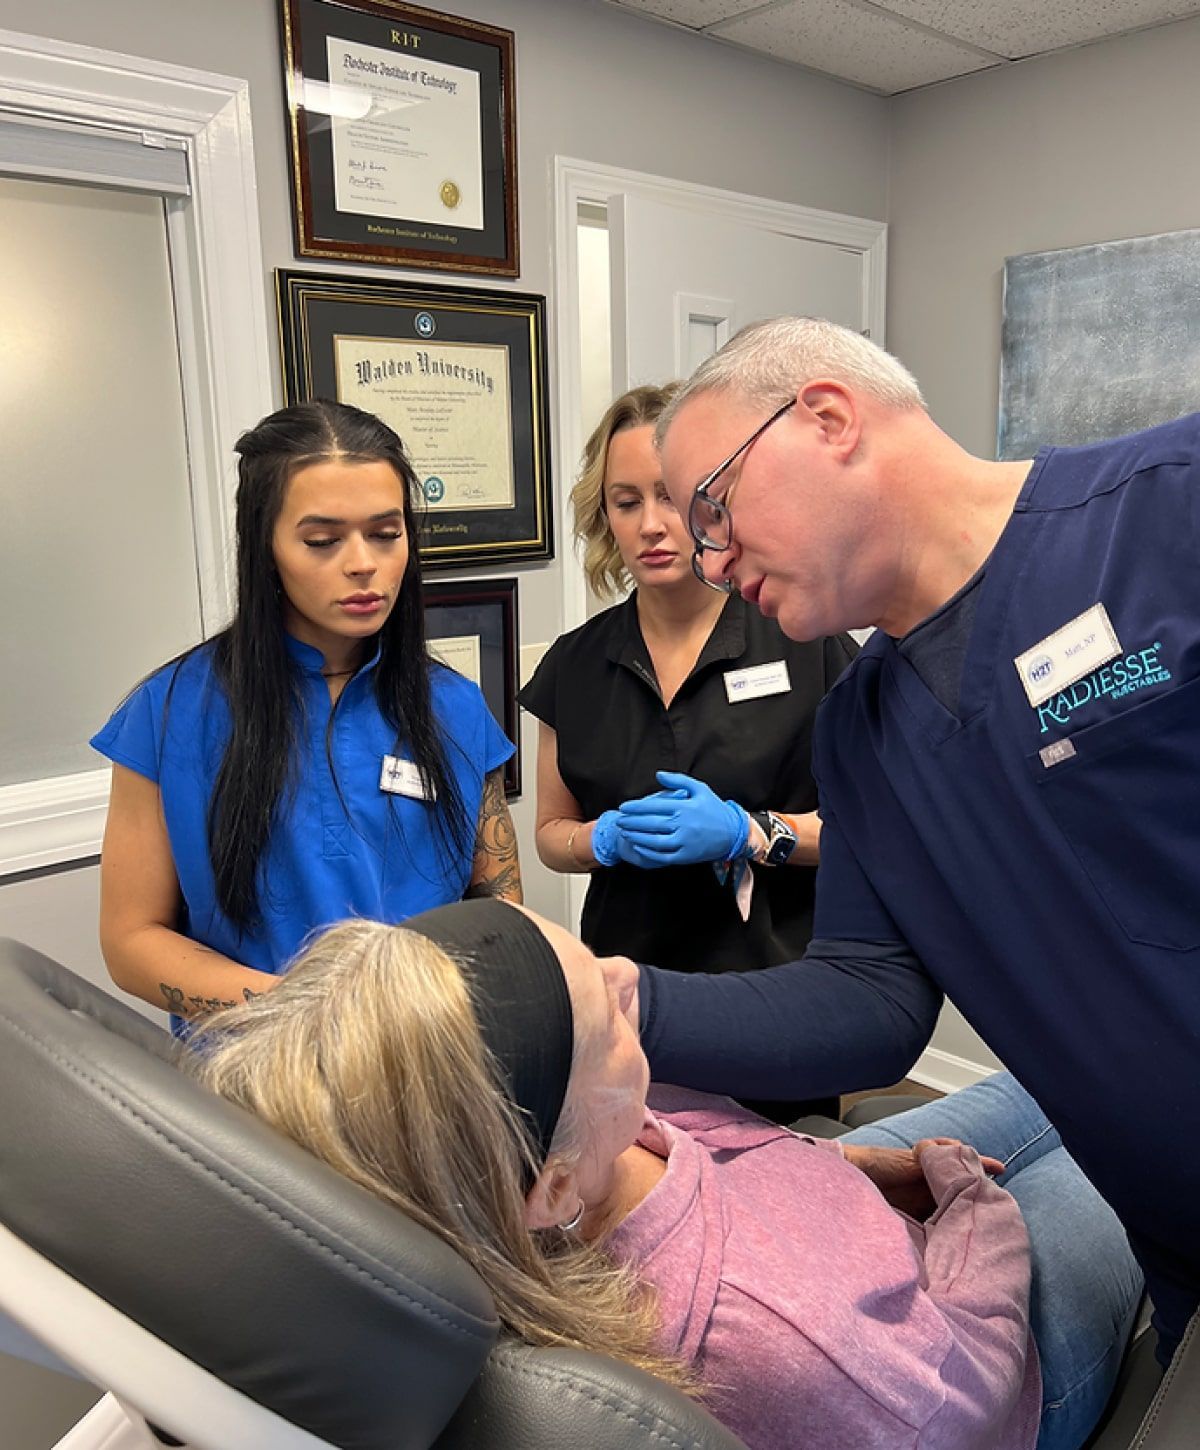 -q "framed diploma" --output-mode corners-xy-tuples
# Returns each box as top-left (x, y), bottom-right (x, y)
(277, 268), (553, 568)
(423, 577), (520, 796)
(280, 0), (518, 276)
